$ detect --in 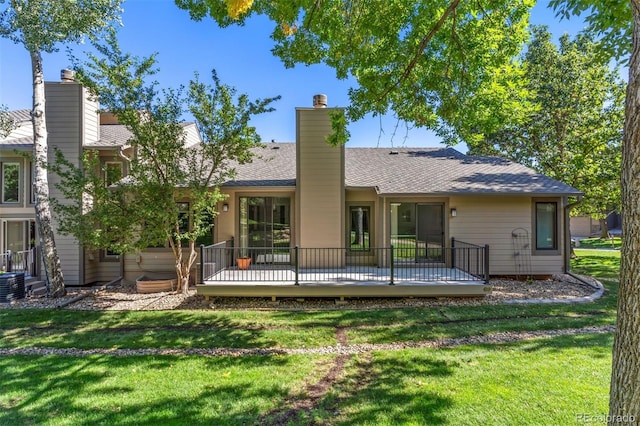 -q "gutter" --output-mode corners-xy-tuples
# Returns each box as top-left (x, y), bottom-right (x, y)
(564, 195), (584, 274)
